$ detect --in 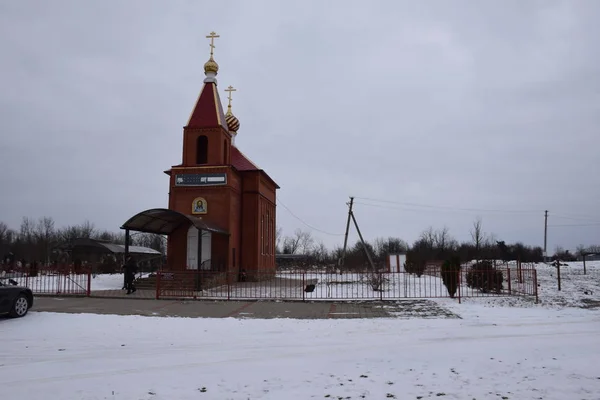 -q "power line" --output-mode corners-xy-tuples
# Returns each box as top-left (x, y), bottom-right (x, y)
(354, 200), (540, 216)
(552, 214), (600, 223)
(548, 223), (600, 228)
(551, 211), (600, 219)
(354, 196), (540, 214)
(276, 198), (345, 236)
